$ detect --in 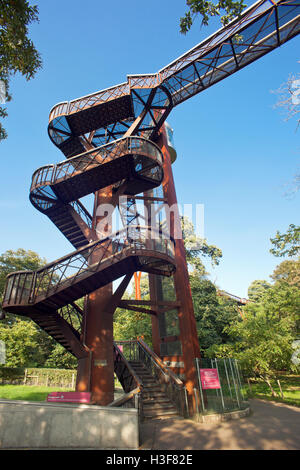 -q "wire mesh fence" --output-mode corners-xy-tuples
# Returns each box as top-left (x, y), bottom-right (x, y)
(194, 358), (249, 415)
